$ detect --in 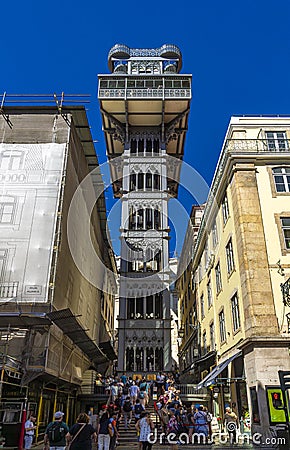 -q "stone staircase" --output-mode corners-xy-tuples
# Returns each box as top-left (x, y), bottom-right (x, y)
(117, 402), (160, 449)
